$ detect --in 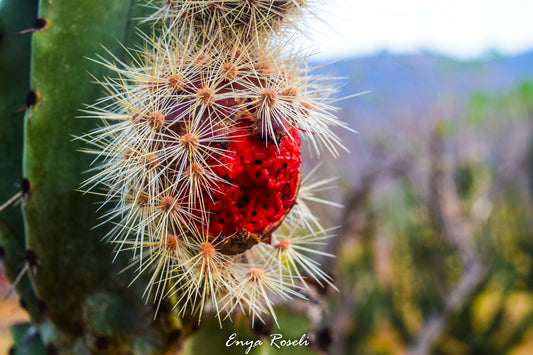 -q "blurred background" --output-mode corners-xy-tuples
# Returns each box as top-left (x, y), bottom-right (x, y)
(2, 1), (533, 354)
(299, 0), (533, 354)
